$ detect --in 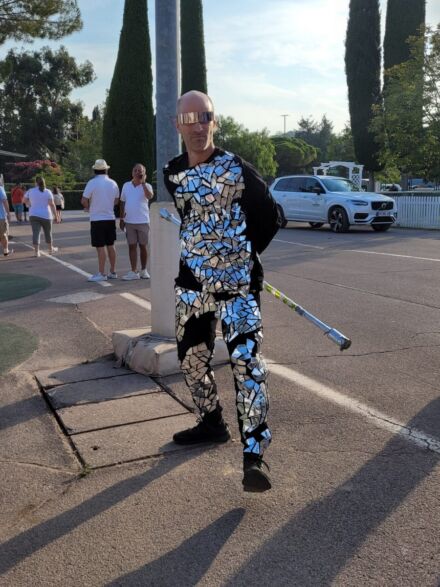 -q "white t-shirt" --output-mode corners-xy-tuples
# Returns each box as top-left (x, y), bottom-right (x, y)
(26, 187), (54, 220)
(120, 181), (152, 224)
(83, 175), (119, 221)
